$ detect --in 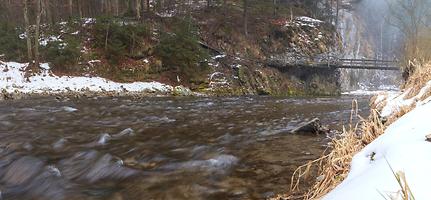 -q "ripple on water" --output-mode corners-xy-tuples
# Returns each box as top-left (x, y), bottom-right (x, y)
(160, 154), (239, 174)
(0, 96), (372, 199)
